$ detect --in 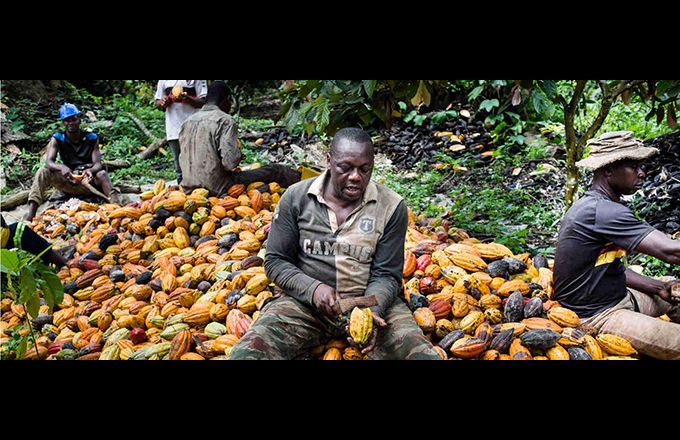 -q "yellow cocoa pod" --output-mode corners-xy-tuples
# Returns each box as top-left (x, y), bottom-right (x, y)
(171, 85), (183, 99)
(243, 274), (269, 296)
(349, 307), (373, 346)
(584, 334), (604, 360)
(153, 179), (166, 195)
(596, 333), (638, 356)
(547, 307), (580, 328)
(322, 347), (342, 360)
